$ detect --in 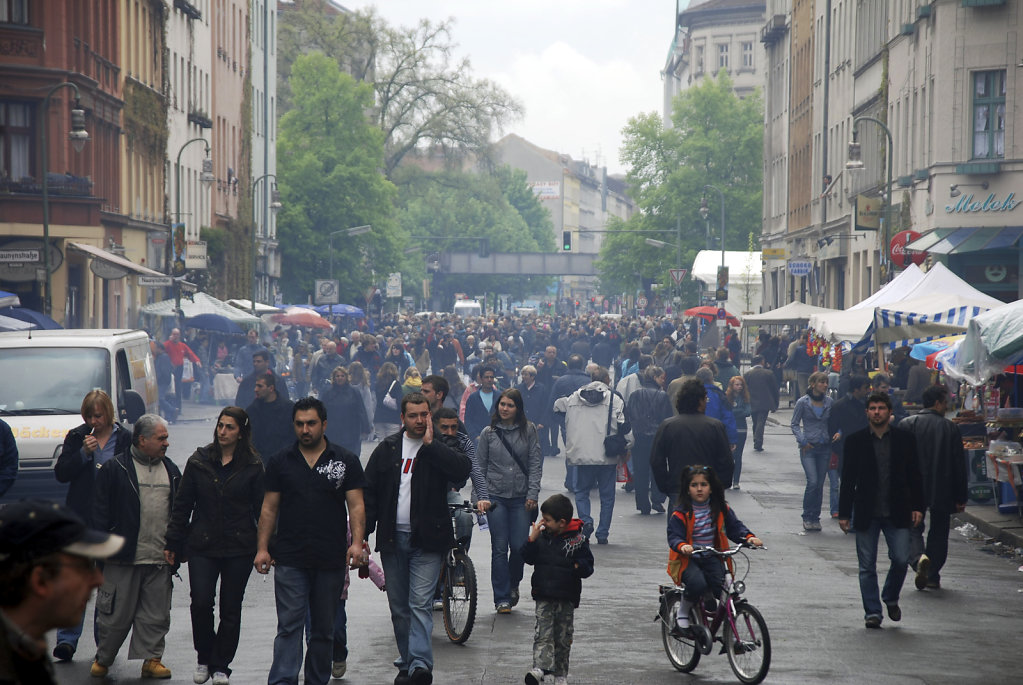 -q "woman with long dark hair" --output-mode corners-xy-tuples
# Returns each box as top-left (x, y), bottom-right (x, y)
(374, 362), (402, 439)
(726, 376), (752, 489)
(164, 407), (265, 685)
(476, 388), (543, 614)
